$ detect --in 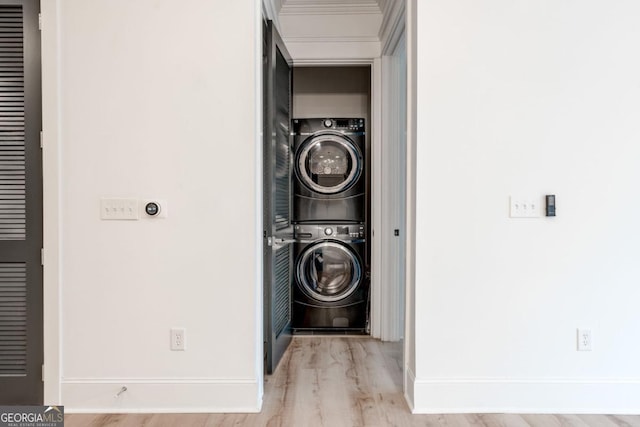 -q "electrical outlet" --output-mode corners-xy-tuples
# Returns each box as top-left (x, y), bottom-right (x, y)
(577, 328), (592, 351)
(170, 328), (186, 351)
